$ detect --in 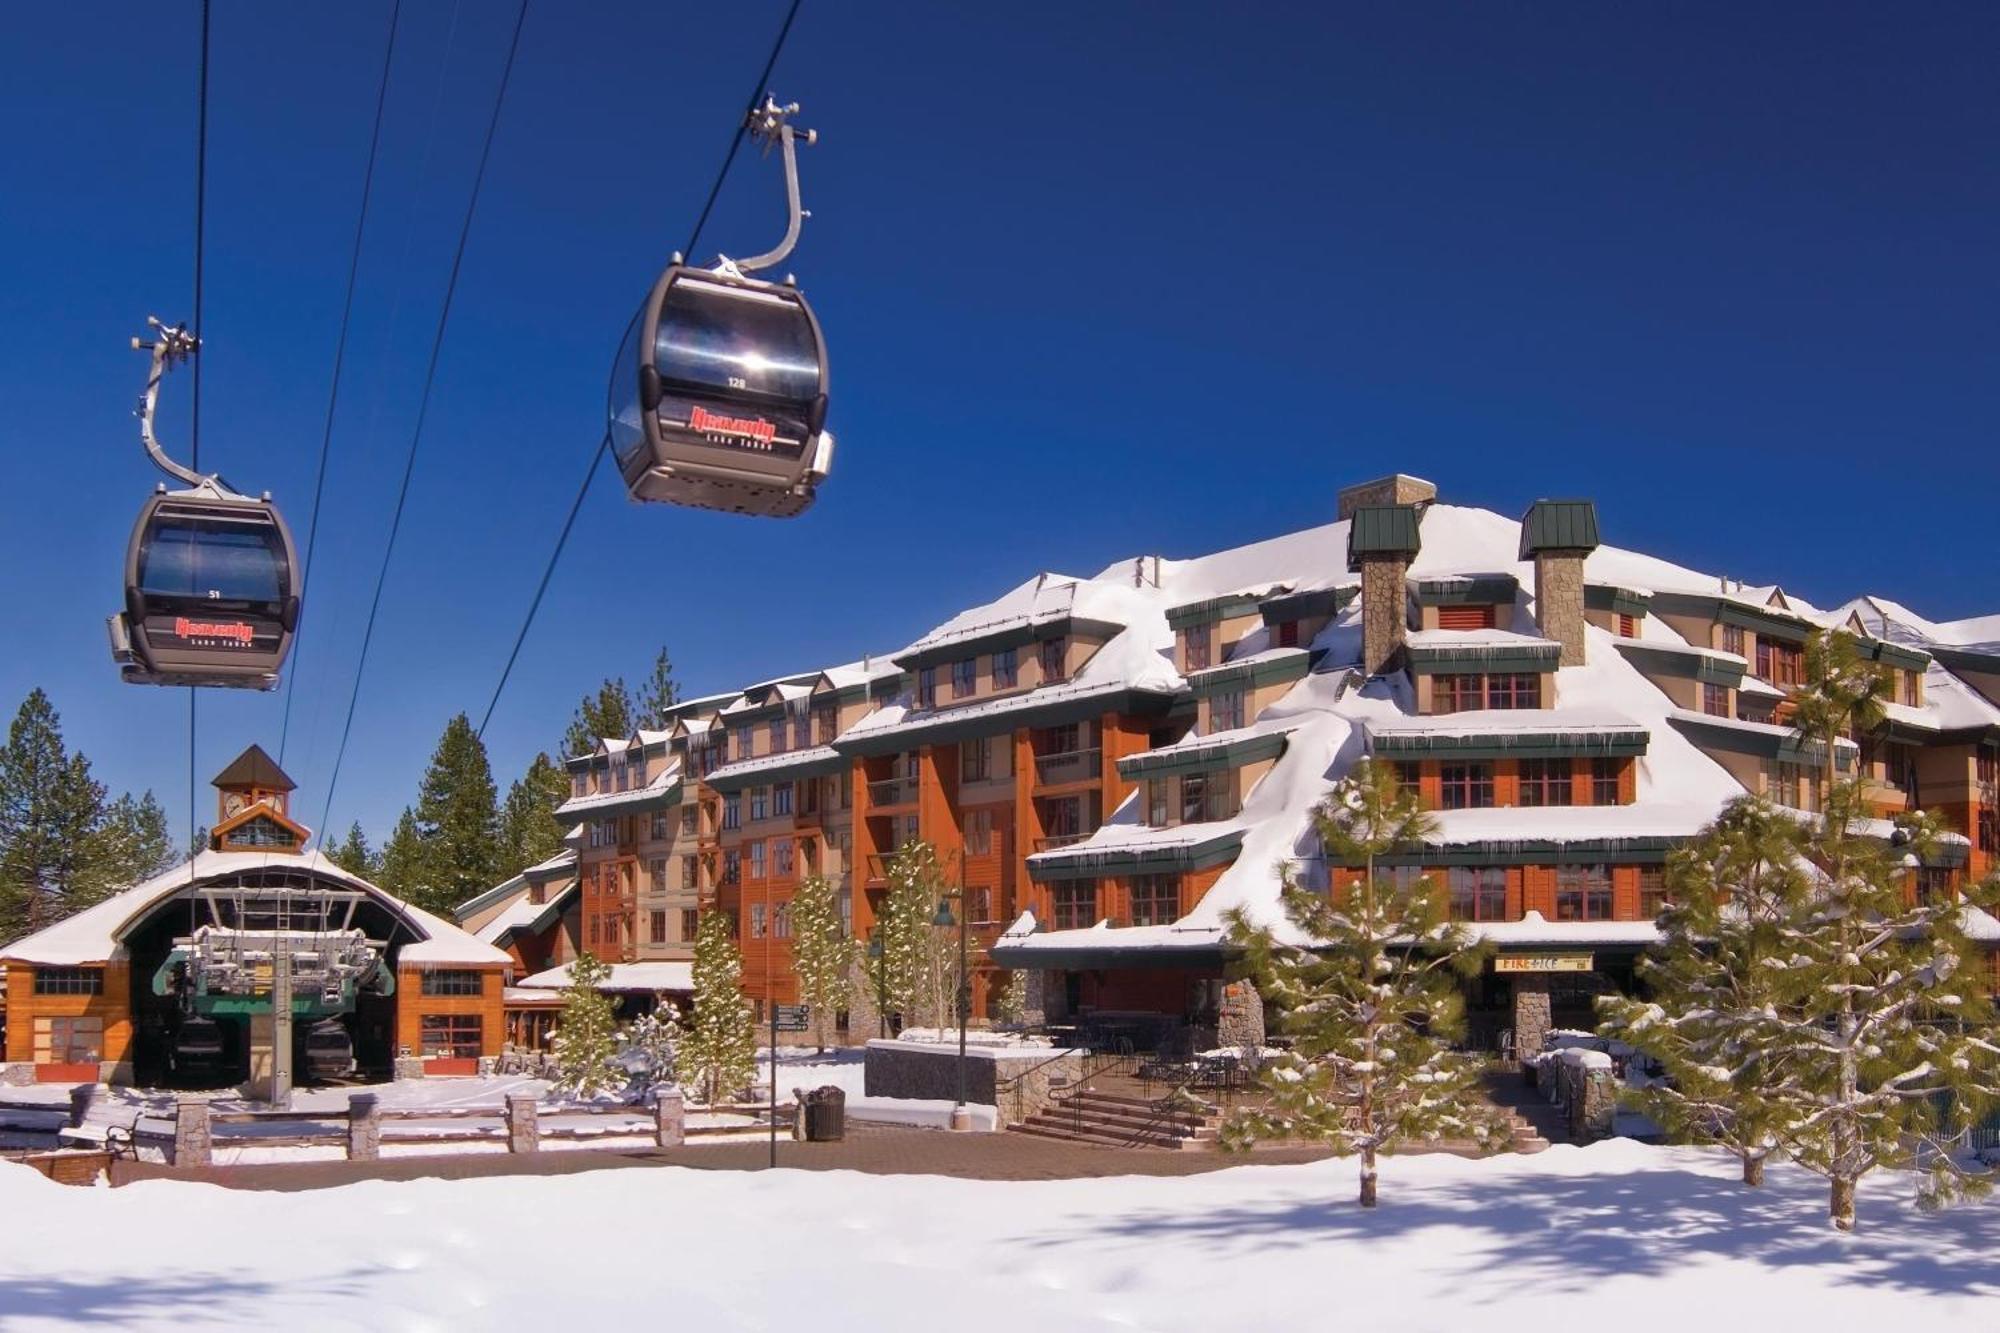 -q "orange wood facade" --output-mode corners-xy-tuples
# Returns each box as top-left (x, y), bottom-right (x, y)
(3, 962), (134, 1078)
(393, 965), (507, 1068)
